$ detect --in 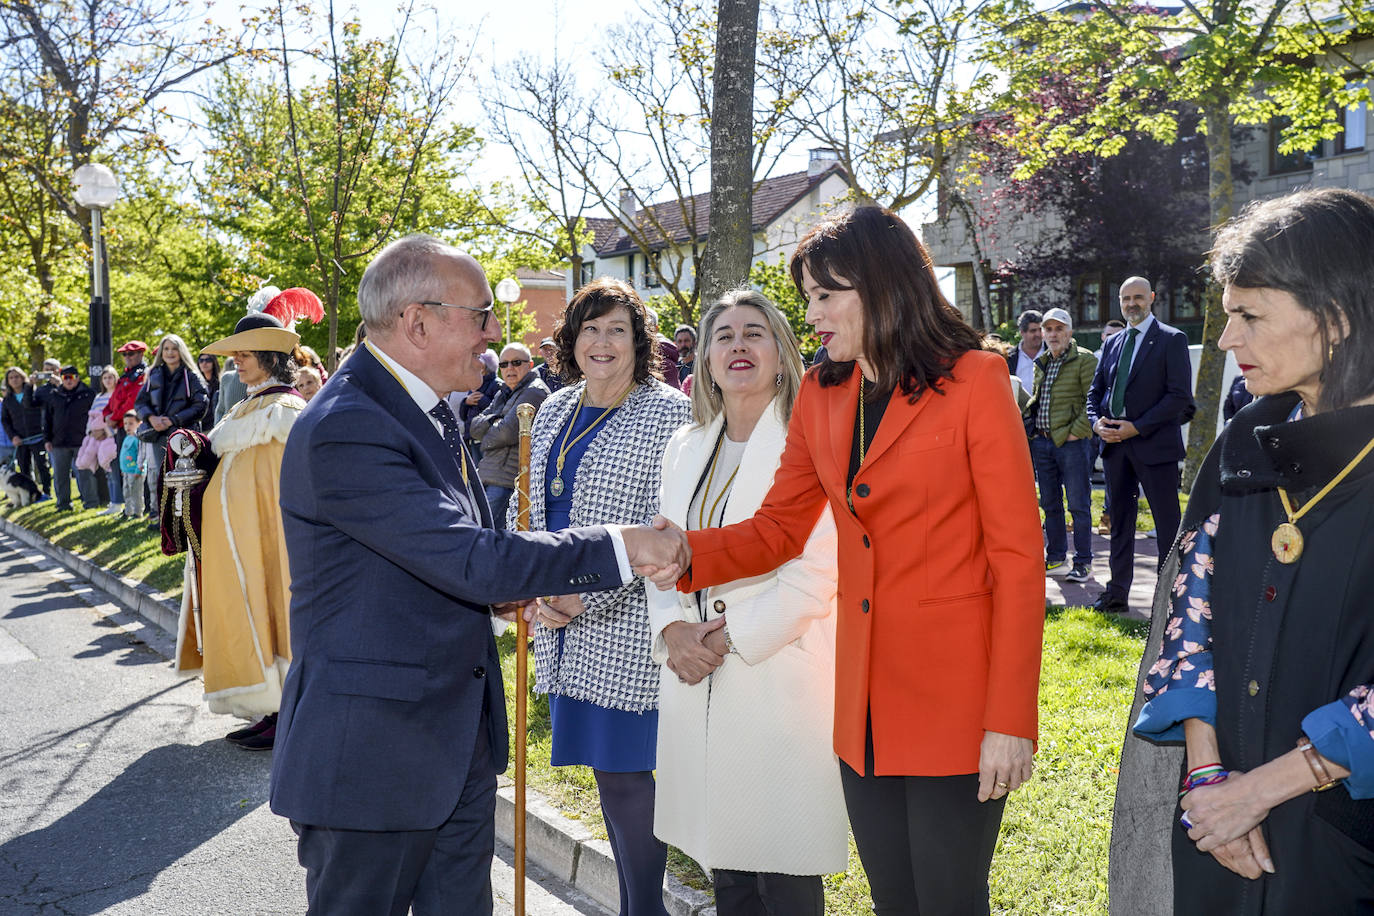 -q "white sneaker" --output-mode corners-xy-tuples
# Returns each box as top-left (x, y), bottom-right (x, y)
(103, 504), (122, 516)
